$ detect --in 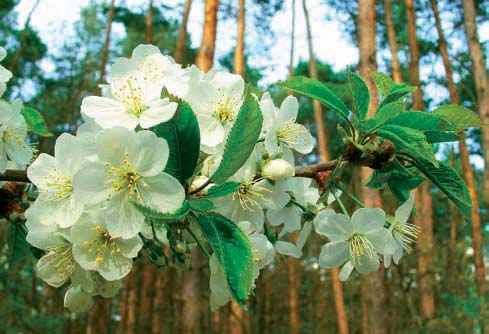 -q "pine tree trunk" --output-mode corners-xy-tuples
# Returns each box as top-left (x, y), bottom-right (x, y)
(405, 0), (436, 321)
(174, 0), (193, 64)
(431, 0), (485, 301)
(382, 0), (402, 83)
(140, 264), (156, 333)
(99, 0), (116, 85)
(152, 273), (166, 334)
(303, 0), (349, 332)
(357, 1), (388, 333)
(288, 258), (300, 334)
(288, 0), (296, 80)
(181, 251), (202, 334)
(146, 0), (153, 44)
(462, 0), (489, 206)
(196, 0), (219, 71)
(126, 266), (140, 334)
(234, 0), (246, 77)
